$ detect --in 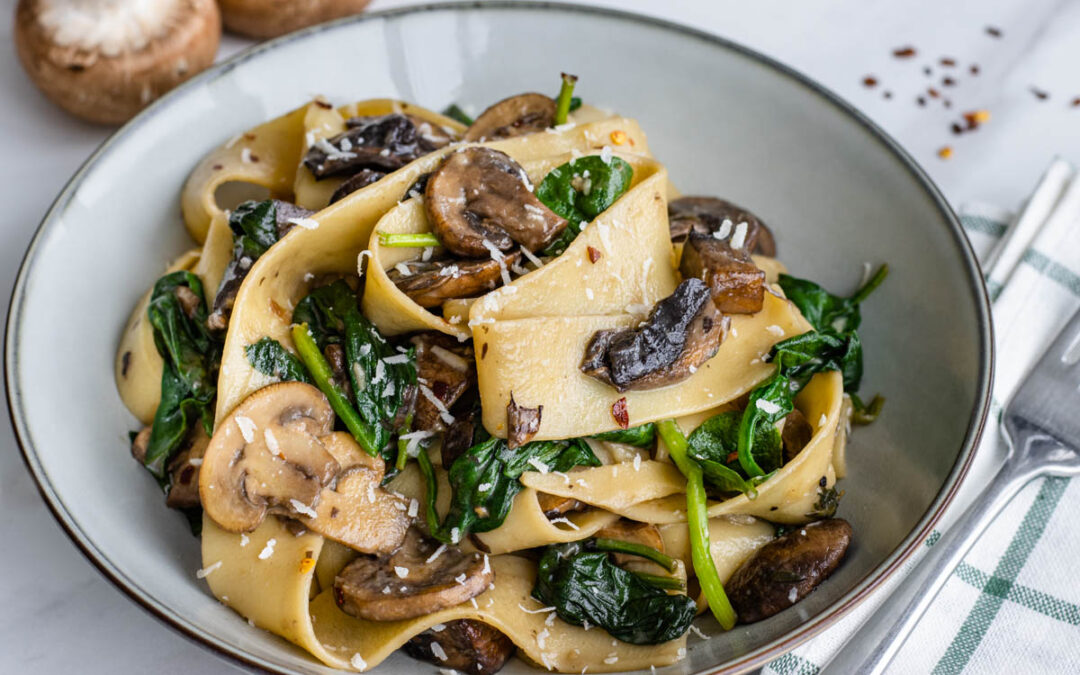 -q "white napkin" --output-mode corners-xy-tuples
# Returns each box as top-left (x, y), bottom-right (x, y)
(763, 158), (1080, 674)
